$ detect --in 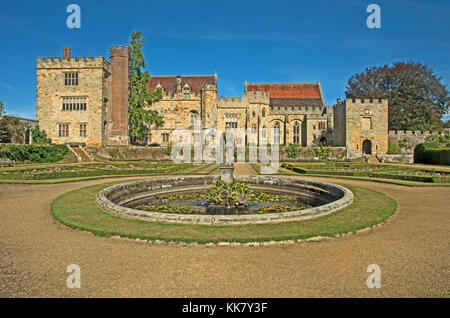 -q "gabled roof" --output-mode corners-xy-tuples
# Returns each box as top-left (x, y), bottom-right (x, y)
(246, 82), (325, 109)
(246, 83), (322, 99)
(147, 75), (216, 94)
